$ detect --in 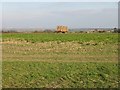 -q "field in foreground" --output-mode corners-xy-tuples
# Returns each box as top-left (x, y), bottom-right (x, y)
(2, 33), (119, 88)
(3, 61), (119, 88)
